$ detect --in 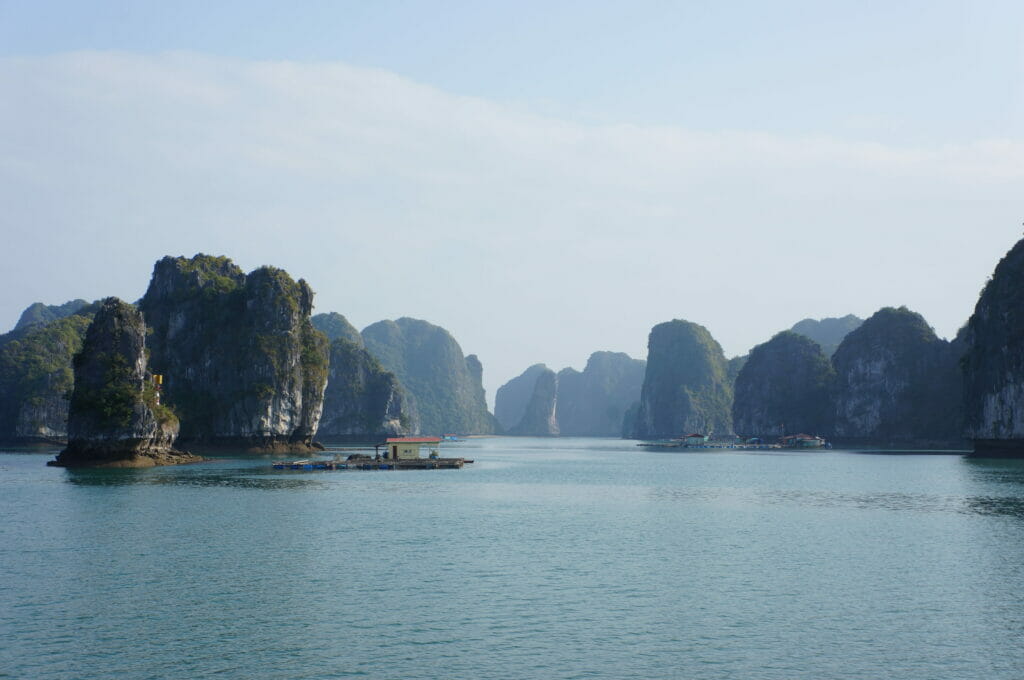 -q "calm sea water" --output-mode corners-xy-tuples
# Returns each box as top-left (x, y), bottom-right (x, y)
(2, 438), (1024, 680)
